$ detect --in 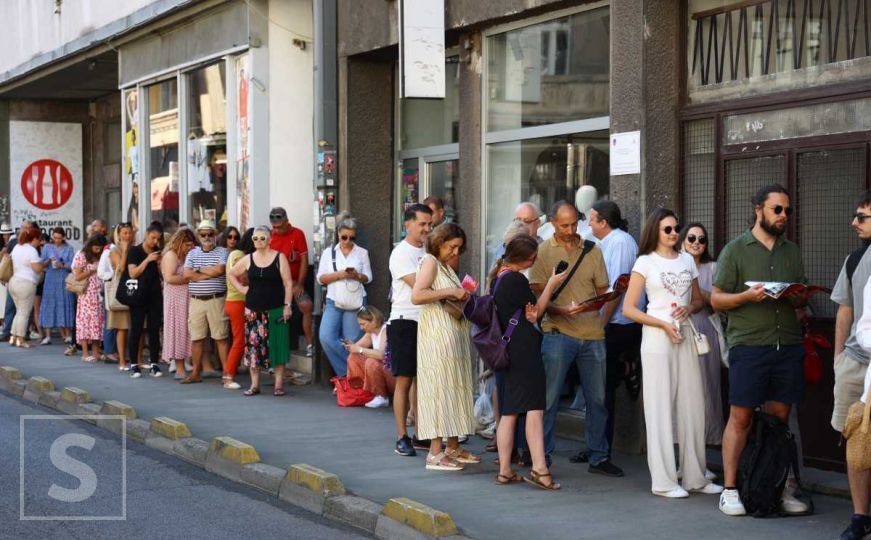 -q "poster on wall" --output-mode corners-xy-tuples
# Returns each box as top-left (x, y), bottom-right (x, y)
(235, 54), (253, 231)
(9, 121), (83, 247)
(123, 88), (140, 239)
